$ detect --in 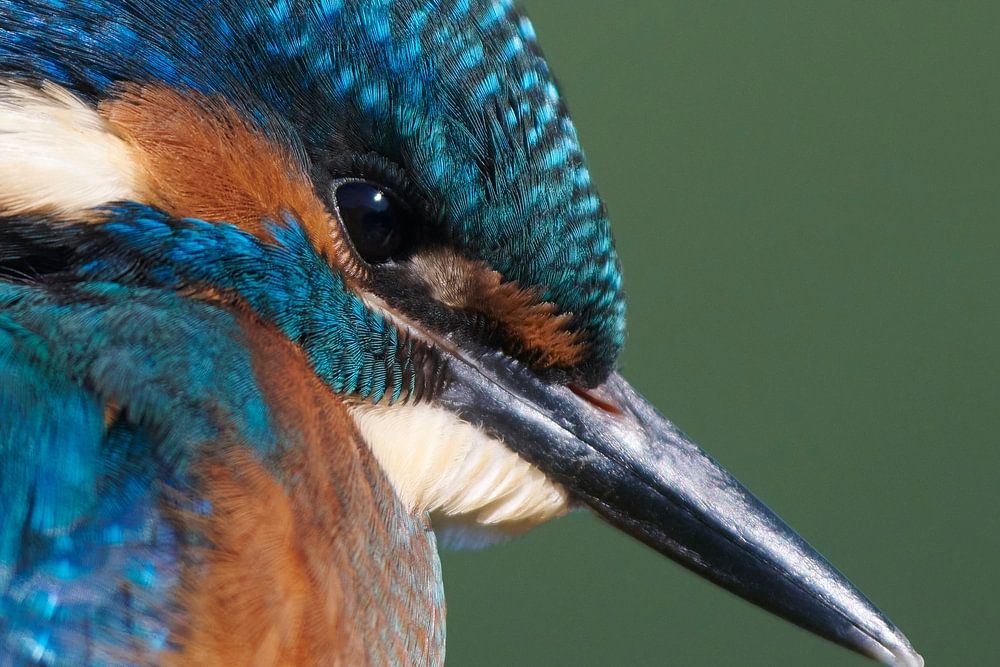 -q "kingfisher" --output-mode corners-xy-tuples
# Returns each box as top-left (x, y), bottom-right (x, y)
(0, 1), (922, 665)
